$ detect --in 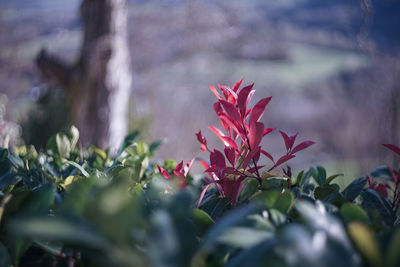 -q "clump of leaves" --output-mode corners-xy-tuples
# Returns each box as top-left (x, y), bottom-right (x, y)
(196, 79), (314, 205)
